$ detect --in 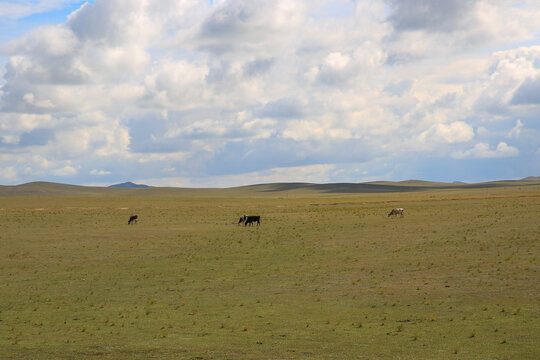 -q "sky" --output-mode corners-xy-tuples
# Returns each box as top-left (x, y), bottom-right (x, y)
(0, 0), (539, 187)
